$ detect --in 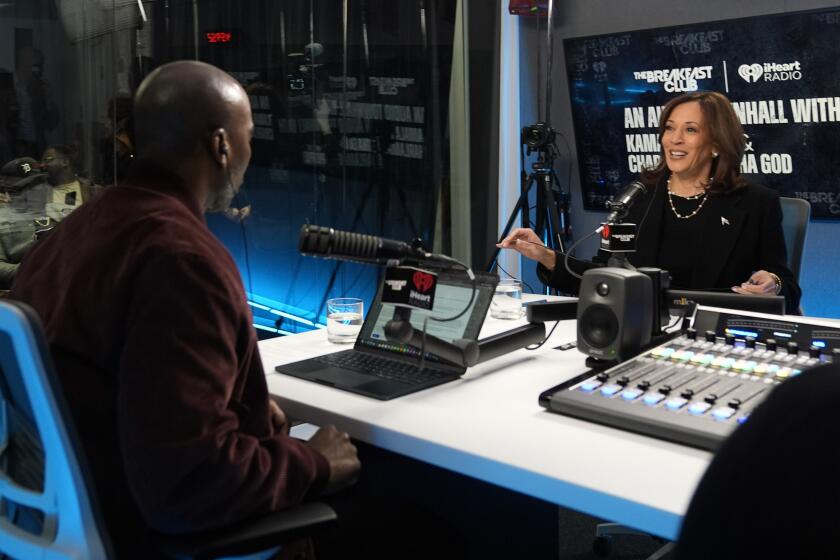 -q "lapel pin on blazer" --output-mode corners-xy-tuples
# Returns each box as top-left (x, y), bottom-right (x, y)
(721, 216), (730, 226)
